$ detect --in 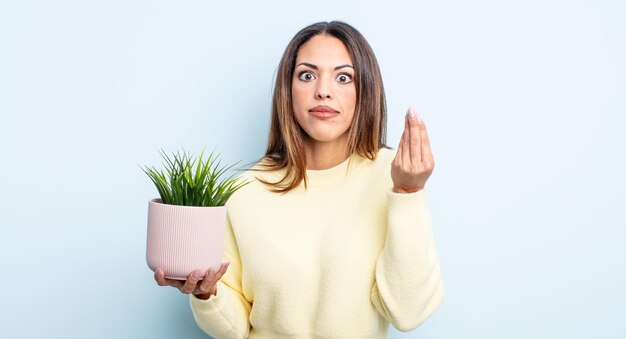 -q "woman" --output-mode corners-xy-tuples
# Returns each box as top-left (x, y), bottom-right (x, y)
(155, 21), (444, 338)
